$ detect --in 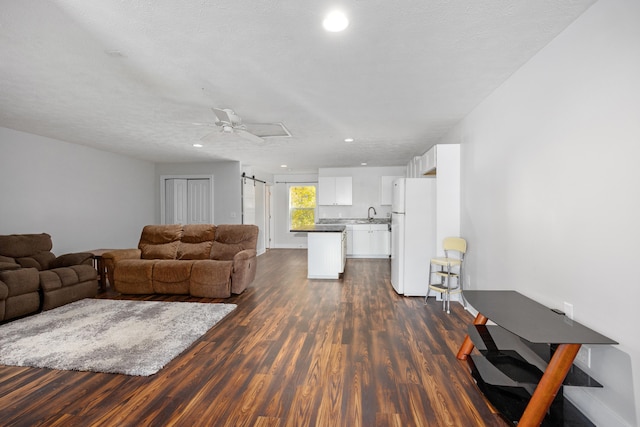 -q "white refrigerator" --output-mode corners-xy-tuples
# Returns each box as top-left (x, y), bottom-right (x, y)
(390, 178), (436, 296)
